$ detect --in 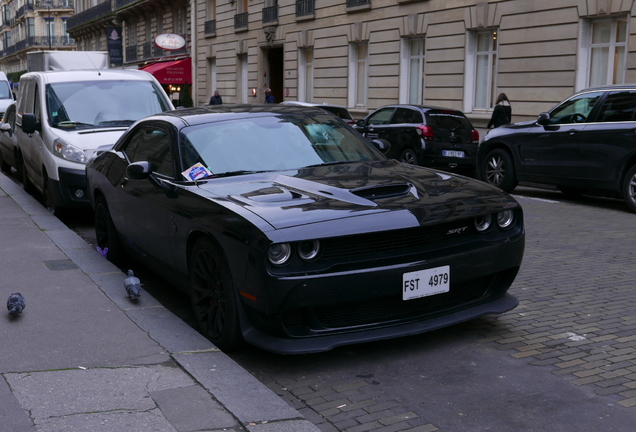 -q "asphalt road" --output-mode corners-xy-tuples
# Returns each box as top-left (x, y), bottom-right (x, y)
(8, 167), (636, 431)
